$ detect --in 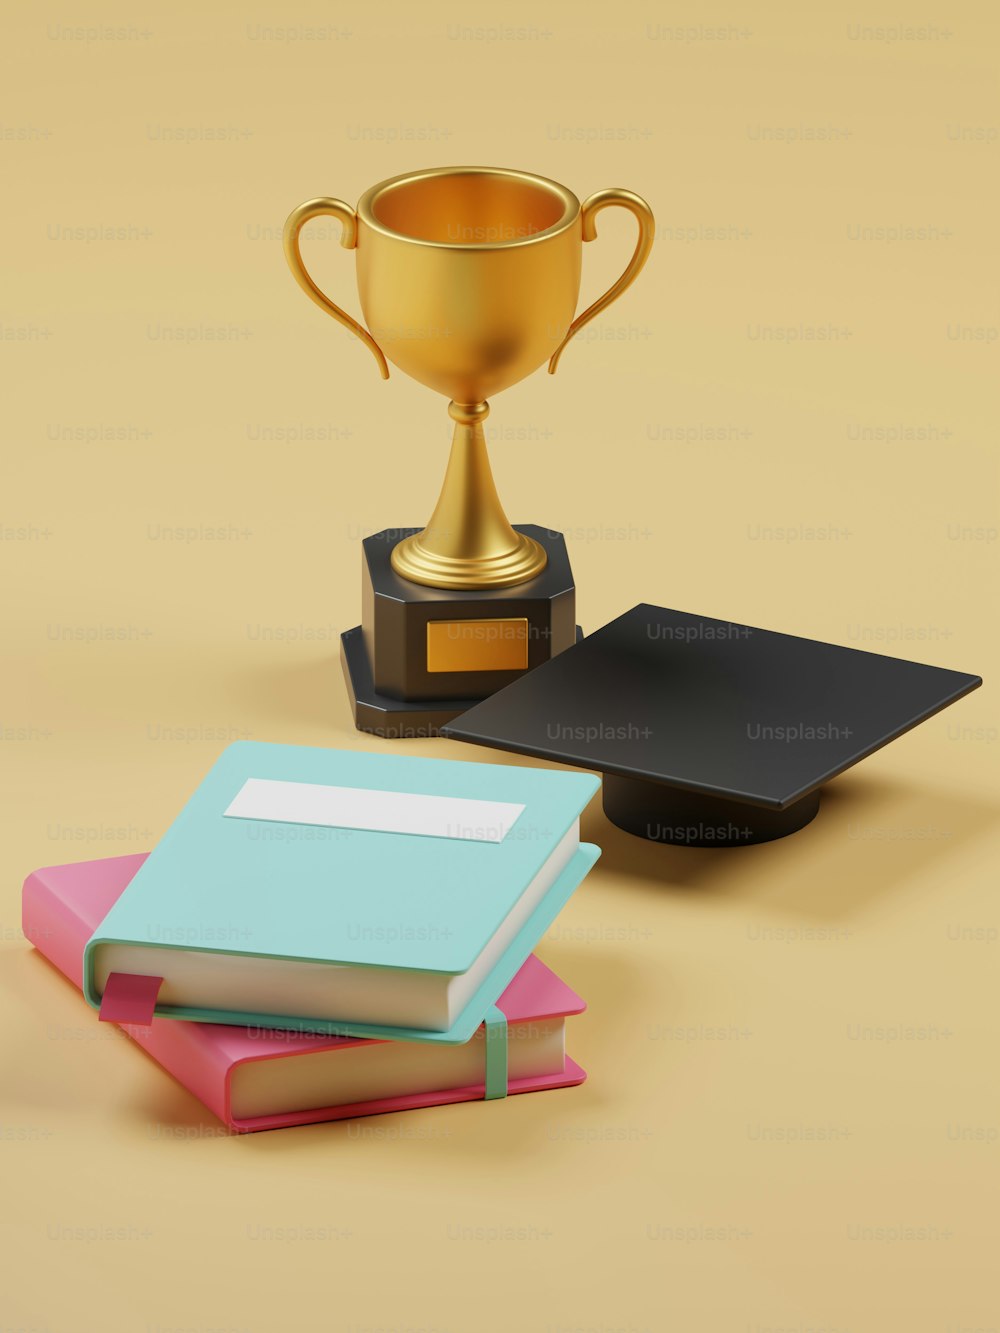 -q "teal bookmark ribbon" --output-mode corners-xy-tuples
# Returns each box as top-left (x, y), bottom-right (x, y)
(484, 1004), (508, 1100)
